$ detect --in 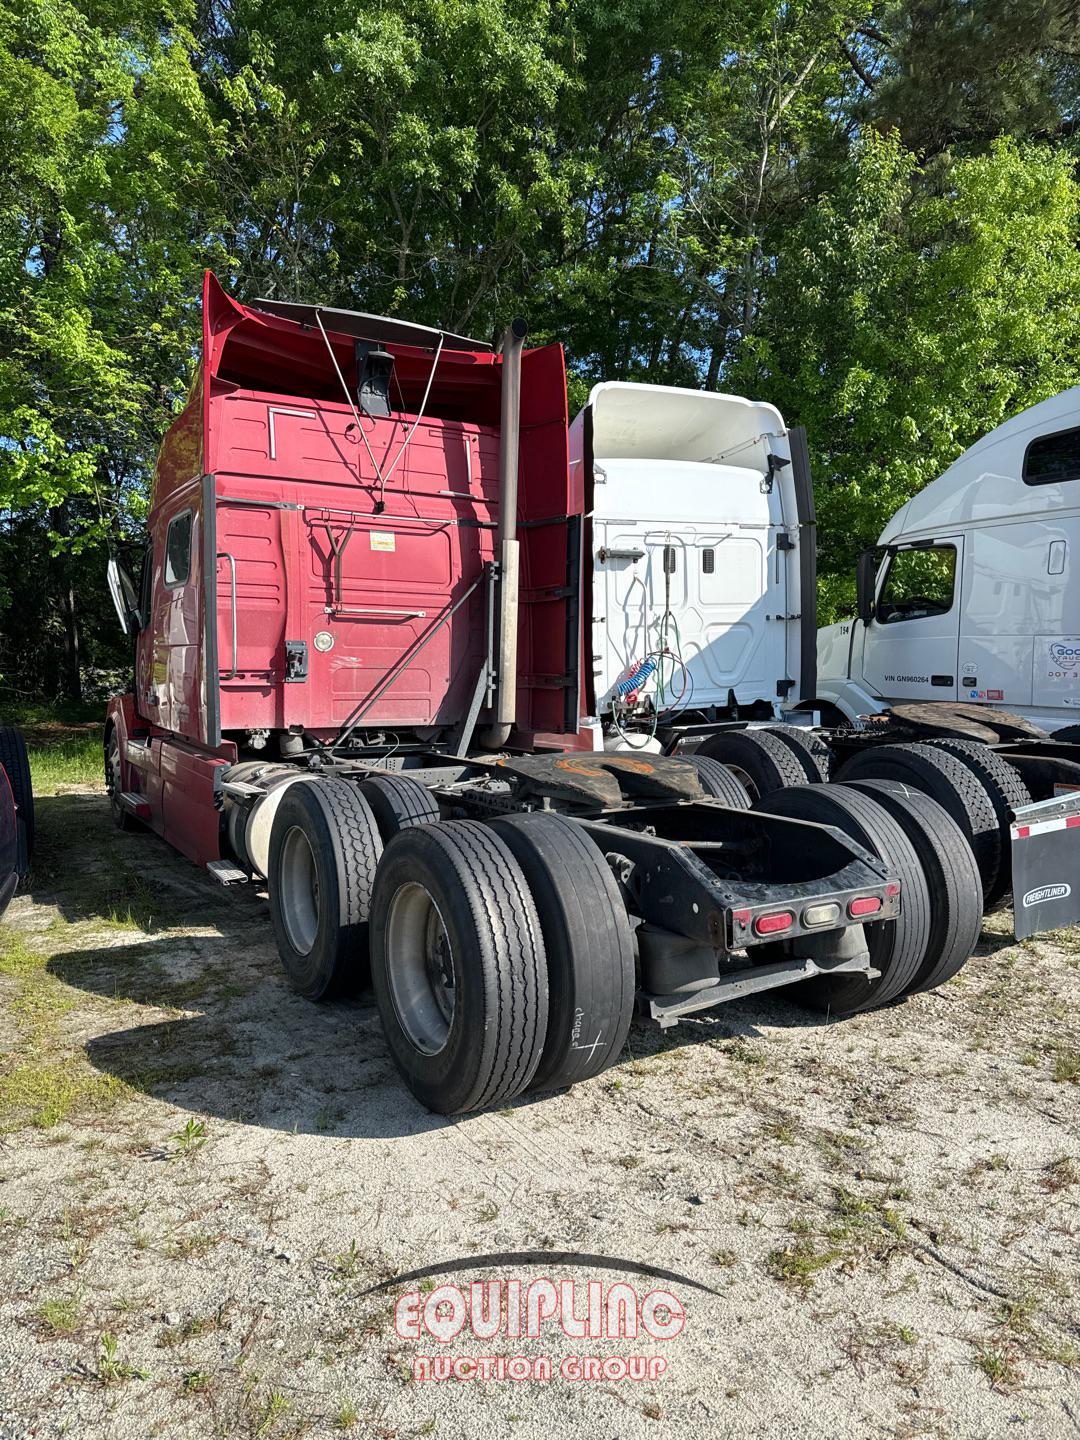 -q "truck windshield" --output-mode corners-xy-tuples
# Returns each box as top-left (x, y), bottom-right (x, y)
(877, 545), (955, 624)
